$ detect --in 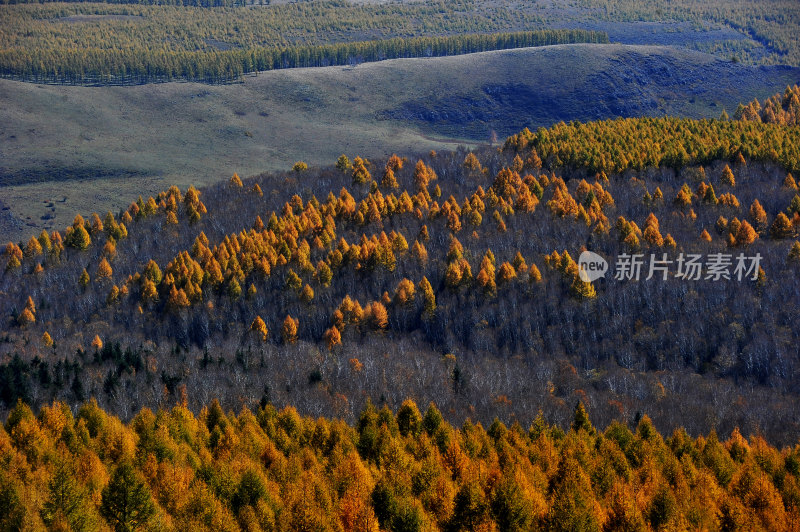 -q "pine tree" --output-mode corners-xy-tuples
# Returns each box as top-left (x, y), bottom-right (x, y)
(788, 194), (800, 216)
(41, 462), (95, 531)
(66, 216), (92, 250)
(571, 402), (593, 433)
(100, 463), (156, 532)
(228, 279), (242, 300)
(396, 399), (422, 437)
(335, 154), (351, 173)
(788, 241), (800, 263)
(79, 269), (90, 289)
